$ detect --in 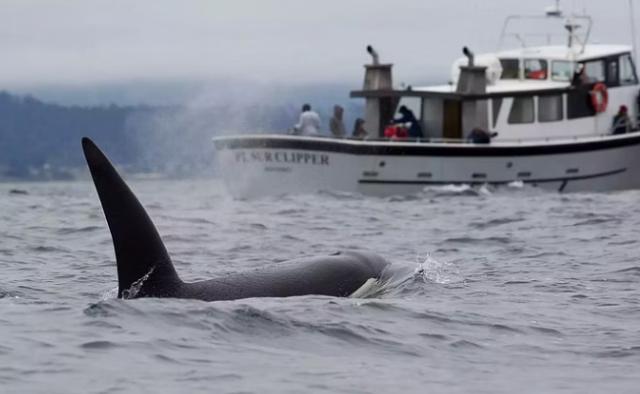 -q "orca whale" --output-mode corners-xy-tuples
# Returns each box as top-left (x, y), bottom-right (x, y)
(81, 137), (392, 302)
